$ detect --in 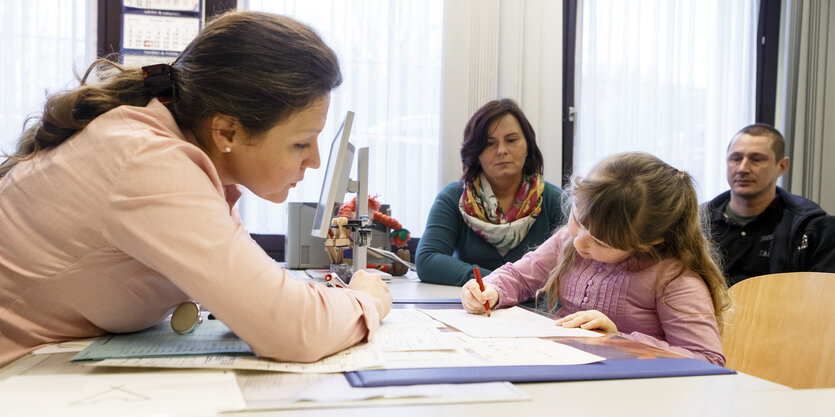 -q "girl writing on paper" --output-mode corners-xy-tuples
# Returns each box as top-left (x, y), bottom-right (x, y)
(0, 11), (391, 367)
(461, 152), (730, 365)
